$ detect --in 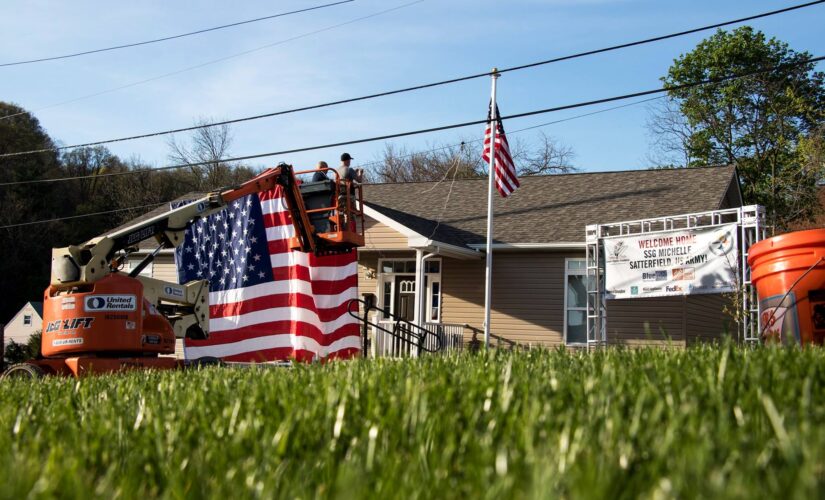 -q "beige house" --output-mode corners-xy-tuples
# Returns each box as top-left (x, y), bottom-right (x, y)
(3, 301), (42, 347)
(122, 165), (742, 352)
(357, 165), (742, 349)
